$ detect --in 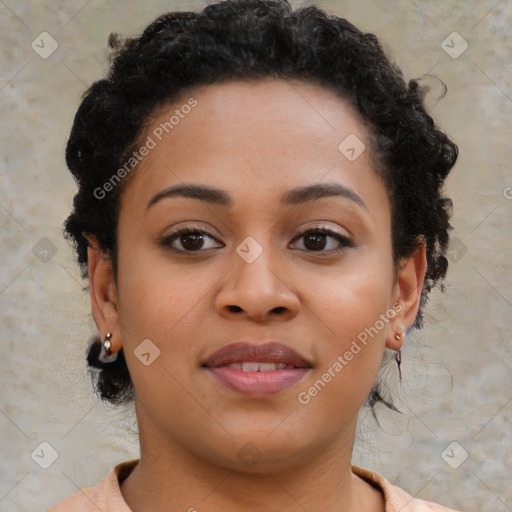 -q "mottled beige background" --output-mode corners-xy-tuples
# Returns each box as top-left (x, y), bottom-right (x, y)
(1, 1), (511, 511)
